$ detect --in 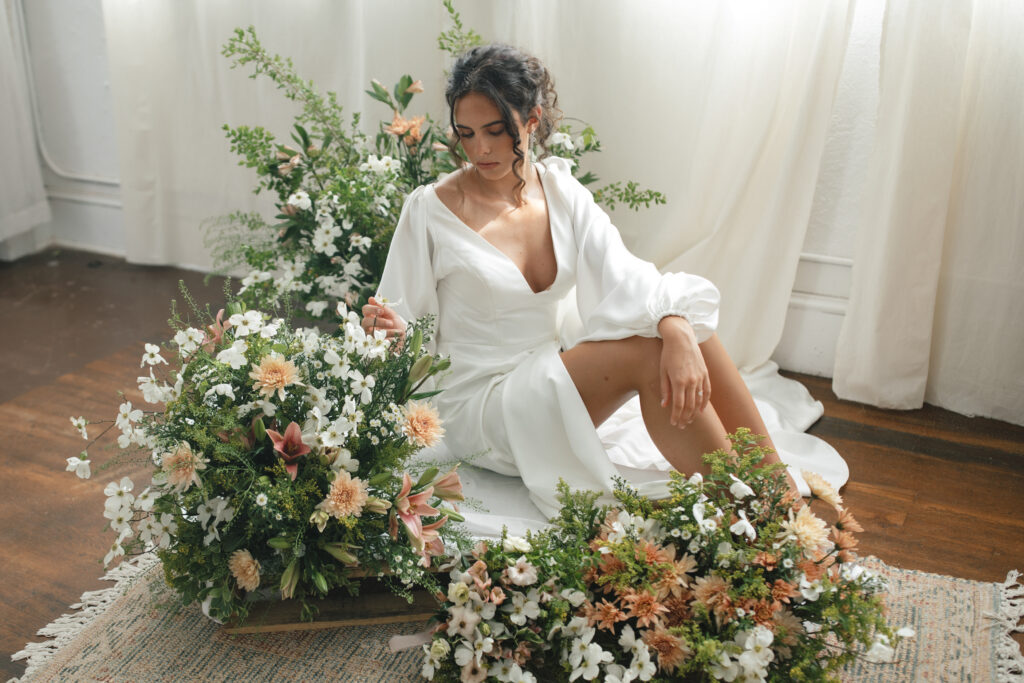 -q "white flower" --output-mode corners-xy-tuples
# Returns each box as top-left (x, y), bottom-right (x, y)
(140, 343), (167, 367)
(204, 383), (237, 402)
(287, 190), (312, 211)
(709, 652), (739, 681)
(306, 300), (329, 317)
(729, 509), (757, 542)
(216, 339), (249, 369)
(729, 474), (755, 499)
(66, 455), (91, 479)
(446, 604), (481, 639)
(628, 649), (656, 681)
(502, 536), (532, 553)
(570, 642), (613, 681)
(348, 369), (375, 404)
(560, 588), (586, 607)
(103, 505), (132, 534)
(799, 575), (824, 601)
(453, 644), (475, 667)
(350, 234), (371, 252)
(506, 663), (536, 683)
(137, 370), (172, 404)
(312, 228), (339, 257)
(104, 477), (135, 507)
(103, 540), (126, 567)
(173, 327), (204, 354)
(330, 448), (358, 473)
(504, 590), (540, 625)
(567, 628), (596, 668)
(134, 487), (155, 512)
(70, 416), (88, 440)
(864, 634), (896, 663)
(259, 319), (282, 339)
(255, 493), (269, 507)
(548, 131), (575, 150)
(229, 310), (263, 337)
(155, 512), (177, 548)
(604, 664), (637, 683)
(506, 555), (538, 586)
